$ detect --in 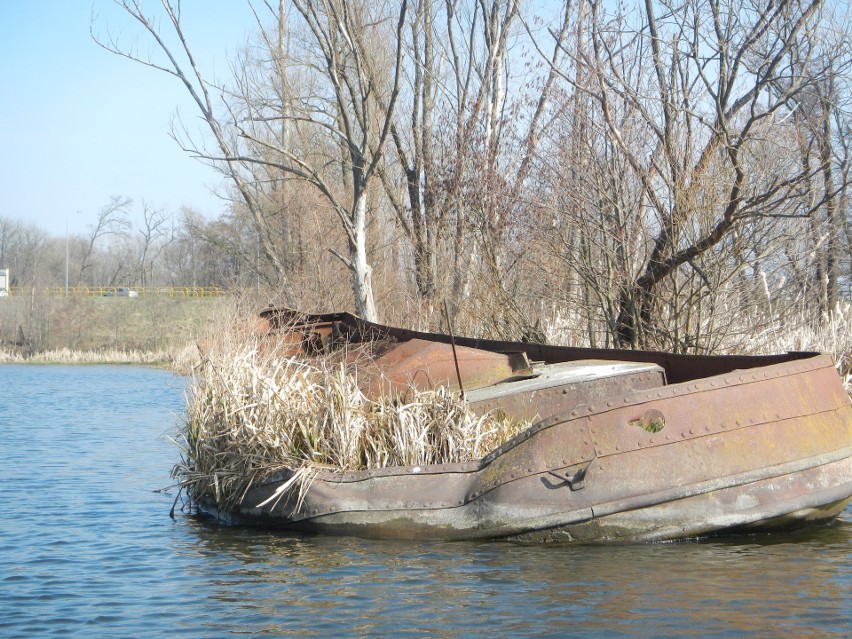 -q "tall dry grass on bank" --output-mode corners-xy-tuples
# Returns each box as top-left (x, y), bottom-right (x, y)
(0, 293), (220, 360)
(542, 302), (852, 395)
(172, 309), (529, 511)
(0, 345), (200, 367)
(739, 303), (852, 394)
(0, 348), (139, 364)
